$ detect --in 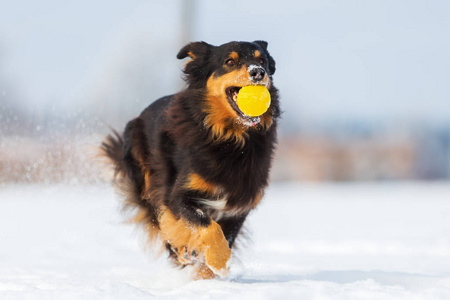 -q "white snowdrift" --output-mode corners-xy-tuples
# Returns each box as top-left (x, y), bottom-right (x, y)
(1, 182), (450, 299)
